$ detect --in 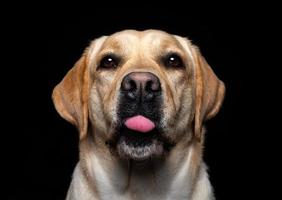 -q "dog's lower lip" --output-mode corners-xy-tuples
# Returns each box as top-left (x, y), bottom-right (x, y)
(117, 136), (163, 161)
(105, 124), (174, 161)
